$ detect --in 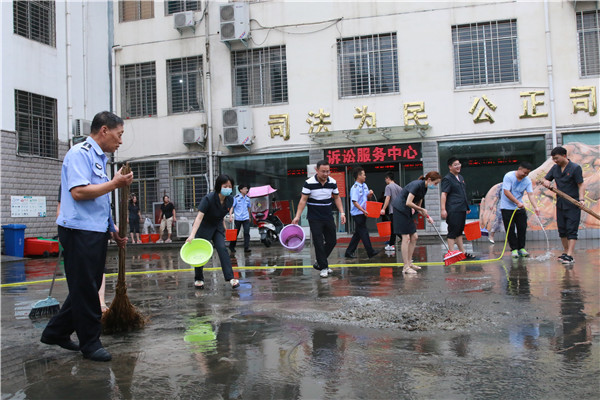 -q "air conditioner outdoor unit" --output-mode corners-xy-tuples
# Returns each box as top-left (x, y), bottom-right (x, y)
(222, 108), (253, 147)
(176, 218), (193, 238)
(174, 11), (195, 32)
(183, 127), (204, 145)
(73, 119), (91, 137)
(219, 3), (250, 42)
